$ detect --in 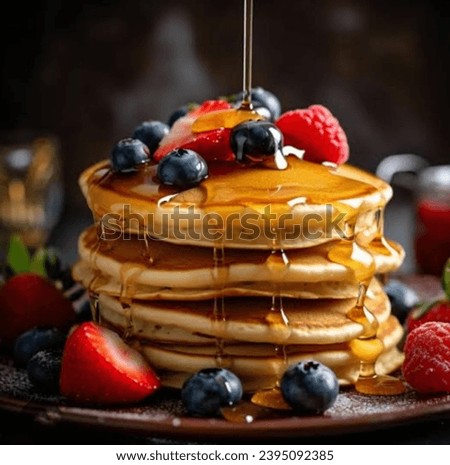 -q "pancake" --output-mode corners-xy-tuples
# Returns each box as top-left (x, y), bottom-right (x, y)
(79, 157), (393, 249)
(134, 315), (404, 390)
(94, 278), (391, 345)
(74, 225), (404, 300)
(155, 346), (404, 391)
